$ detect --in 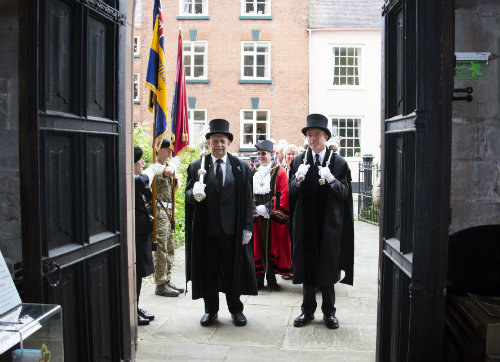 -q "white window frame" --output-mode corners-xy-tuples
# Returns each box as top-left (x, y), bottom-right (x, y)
(133, 73), (140, 102)
(241, 41), (271, 80)
(133, 36), (140, 57)
(329, 116), (362, 158)
(184, 41), (208, 80)
(241, 0), (271, 16)
(188, 109), (207, 145)
(330, 45), (363, 88)
(179, 0), (208, 16)
(240, 109), (270, 147)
